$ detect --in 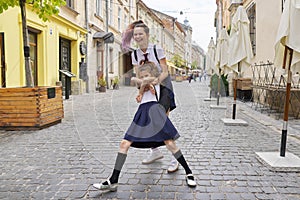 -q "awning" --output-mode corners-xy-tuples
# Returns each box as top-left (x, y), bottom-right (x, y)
(93, 32), (114, 43)
(167, 61), (183, 71)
